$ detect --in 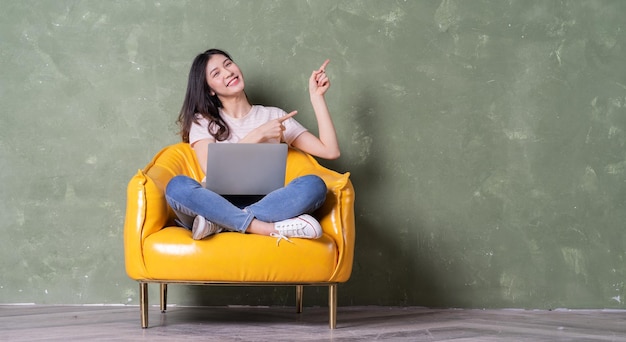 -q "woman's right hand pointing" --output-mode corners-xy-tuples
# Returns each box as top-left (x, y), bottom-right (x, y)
(245, 110), (298, 143)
